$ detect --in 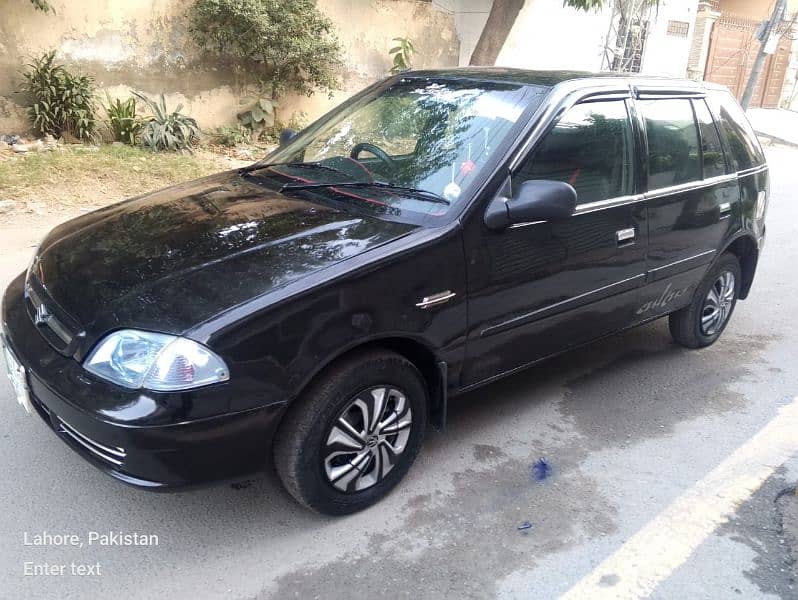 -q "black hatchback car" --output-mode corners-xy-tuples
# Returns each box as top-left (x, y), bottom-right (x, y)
(2, 69), (768, 514)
